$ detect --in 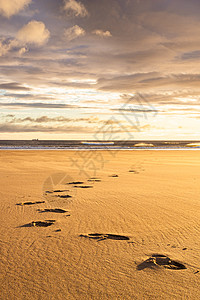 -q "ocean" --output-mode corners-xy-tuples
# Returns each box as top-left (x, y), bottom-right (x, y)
(0, 140), (200, 150)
